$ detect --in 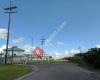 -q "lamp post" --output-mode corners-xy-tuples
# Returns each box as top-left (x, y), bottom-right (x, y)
(4, 0), (17, 64)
